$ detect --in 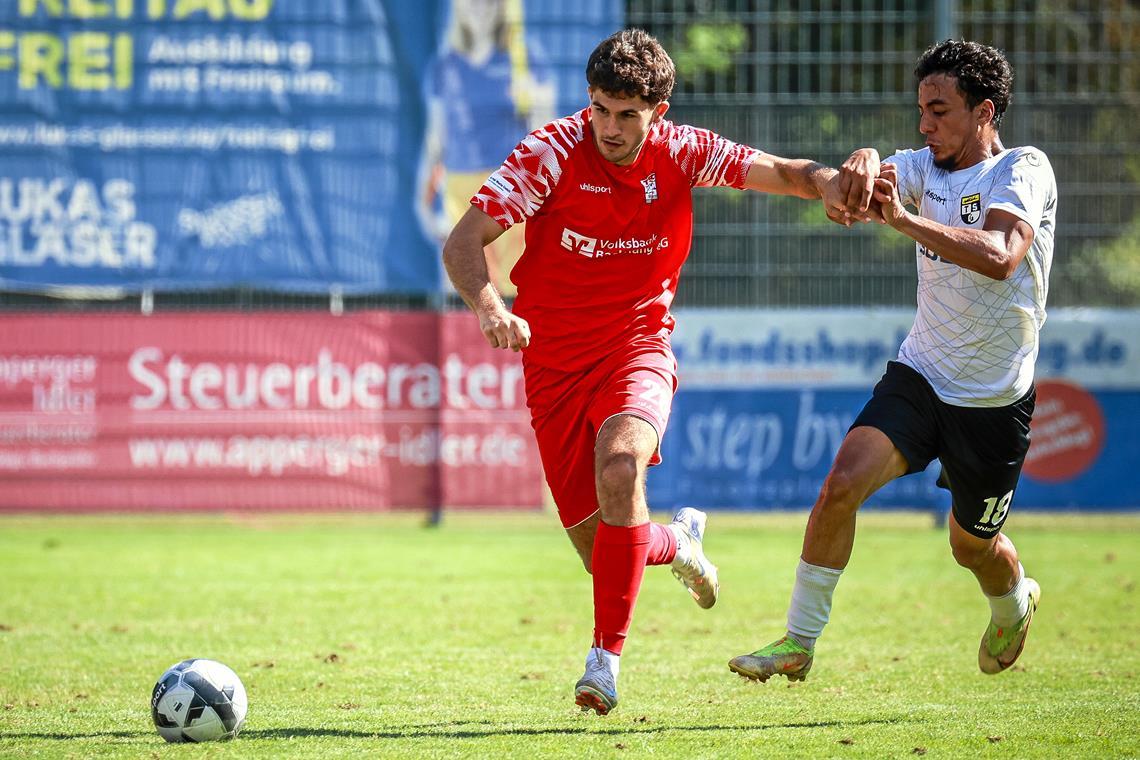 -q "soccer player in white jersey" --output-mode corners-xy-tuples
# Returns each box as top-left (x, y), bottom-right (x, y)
(730, 40), (1057, 682)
